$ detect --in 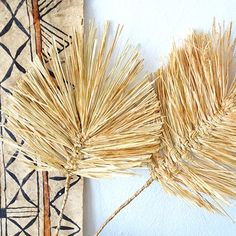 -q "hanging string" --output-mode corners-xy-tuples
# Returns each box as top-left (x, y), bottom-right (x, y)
(95, 177), (154, 236)
(55, 174), (72, 236)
